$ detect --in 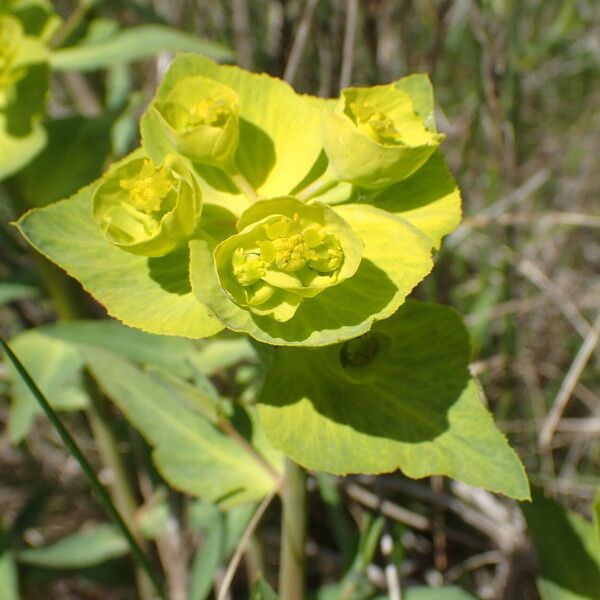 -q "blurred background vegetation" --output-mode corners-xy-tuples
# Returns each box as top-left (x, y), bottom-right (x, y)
(1, 0), (599, 599)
